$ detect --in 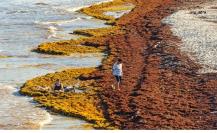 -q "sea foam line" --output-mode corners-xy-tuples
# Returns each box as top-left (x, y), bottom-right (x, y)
(34, 17), (81, 26)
